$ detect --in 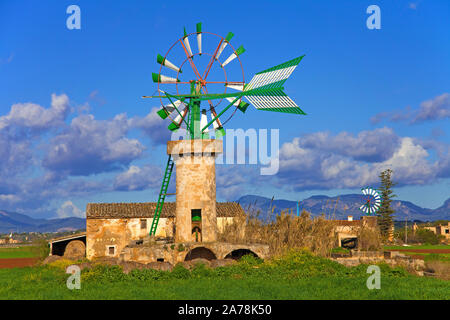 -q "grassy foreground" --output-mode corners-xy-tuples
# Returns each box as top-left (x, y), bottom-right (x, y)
(1, 250), (449, 300)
